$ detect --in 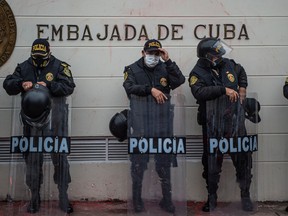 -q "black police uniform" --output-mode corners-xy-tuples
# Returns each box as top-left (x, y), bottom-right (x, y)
(188, 58), (253, 210)
(3, 55), (75, 212)
(123, 57), (185, 212)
